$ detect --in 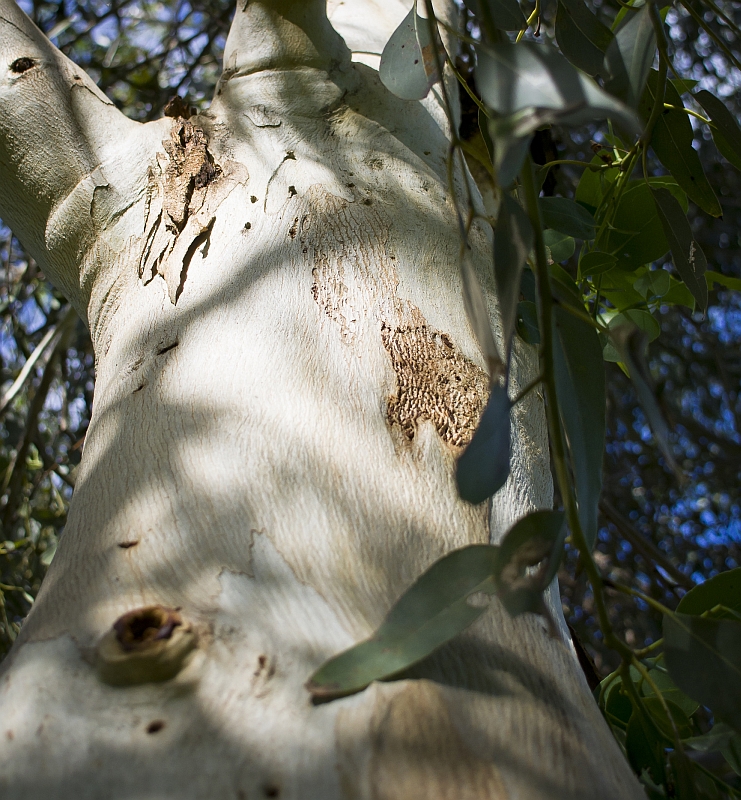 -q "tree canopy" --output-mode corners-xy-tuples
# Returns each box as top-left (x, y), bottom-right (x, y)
(1, 0), (740, 796)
